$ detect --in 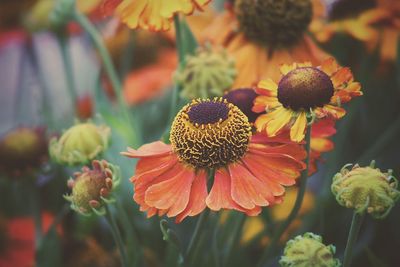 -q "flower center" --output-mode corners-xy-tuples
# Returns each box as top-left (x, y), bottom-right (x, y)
(234, 0), (312, 48)
(170, 98), (252, 169)
(277, 67), (334, 111)
(223, 88), (259, 123)
(328, 0), (376, 21)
